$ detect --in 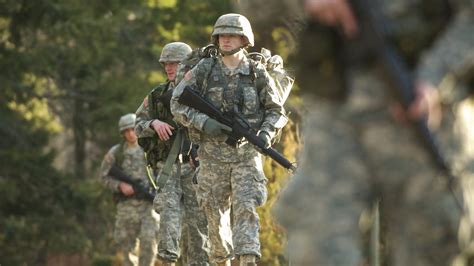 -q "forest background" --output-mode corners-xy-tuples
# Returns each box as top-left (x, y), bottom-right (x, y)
(0, 0), (302, 265)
